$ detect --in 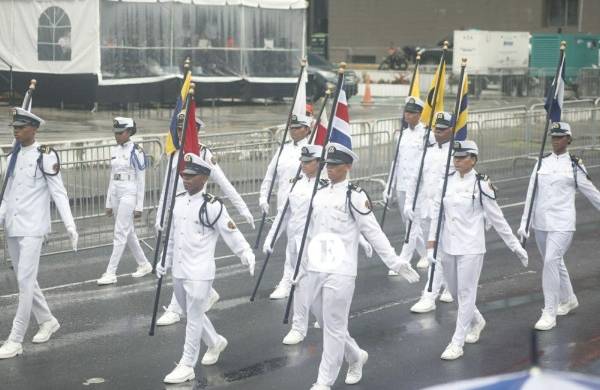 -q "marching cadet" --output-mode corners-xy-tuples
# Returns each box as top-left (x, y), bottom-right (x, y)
(155, 115), (254, 326)
(155, 153), (255, 384)
(404, 112), (454, 313)
(428, 140), (528, 360)
(259, 114), (312, 299)
(97, 117), (152, 285)
(303, 143), (419, 390)
(0, 108), (78, 359)
(263, 145), (373, 346)
(383, 96), (430, 272)
(518, 122), (600, 331)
